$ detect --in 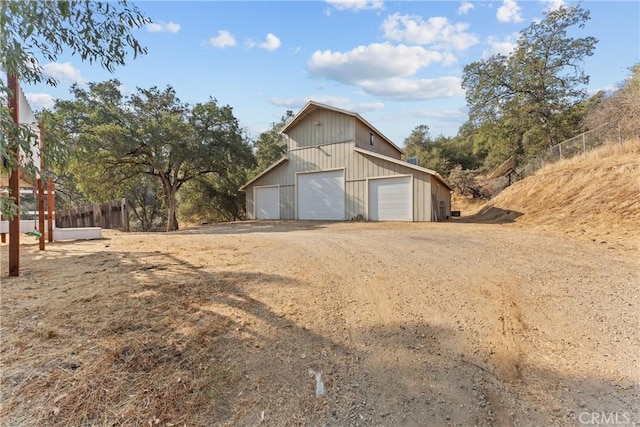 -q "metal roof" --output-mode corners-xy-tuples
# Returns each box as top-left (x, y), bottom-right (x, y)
(239, 156), (288, 191)
(353, 147), (453, 191)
